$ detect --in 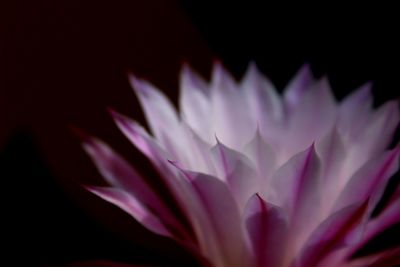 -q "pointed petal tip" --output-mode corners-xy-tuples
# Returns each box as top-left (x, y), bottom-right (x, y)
(128, 75), (151, 97)
(247, 61), (258, 72)
(354, 81), (373, 100)
(84, 184), (101, 194)
(298, 63), (313, 77)
(107, 107), (123, 121)
(211, 60), (229, 81)
(107, 109), (137, 133)
(69, 125), (95, 145)
(243, 61), (261, 82)
(180, 60), (192, 74)
(106, 106), (118, 117)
